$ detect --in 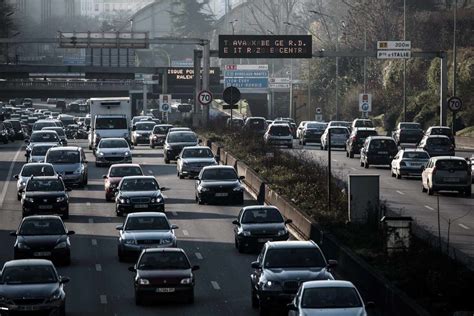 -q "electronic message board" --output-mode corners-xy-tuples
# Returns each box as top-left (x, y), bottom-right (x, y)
(167, 67), (220, 85)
